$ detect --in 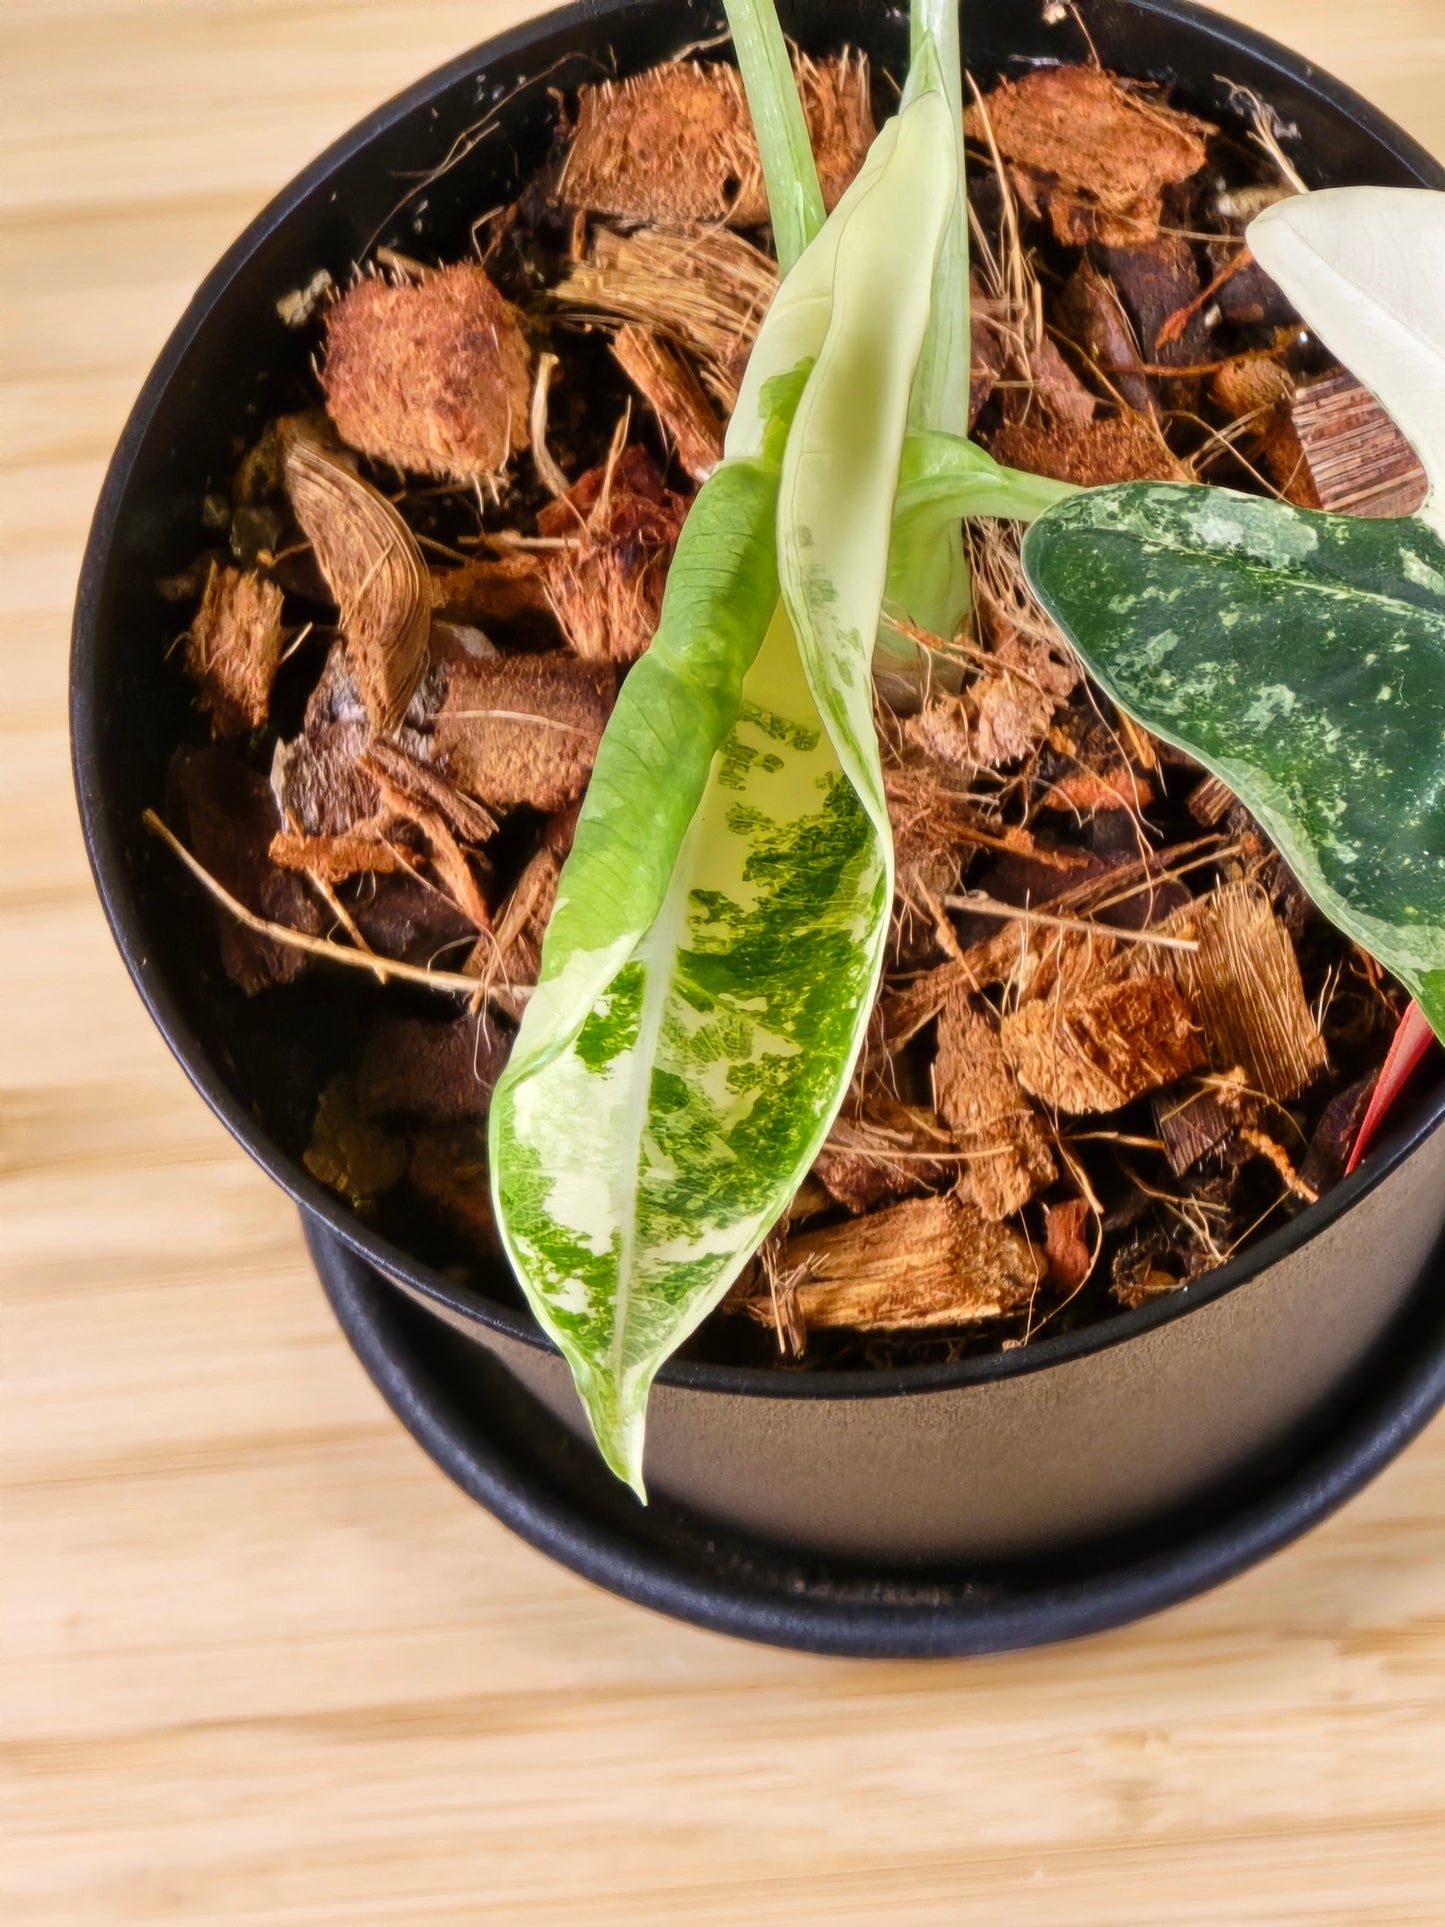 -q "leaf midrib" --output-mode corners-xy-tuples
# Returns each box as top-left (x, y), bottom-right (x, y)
(1090, 524), (1445, 630)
